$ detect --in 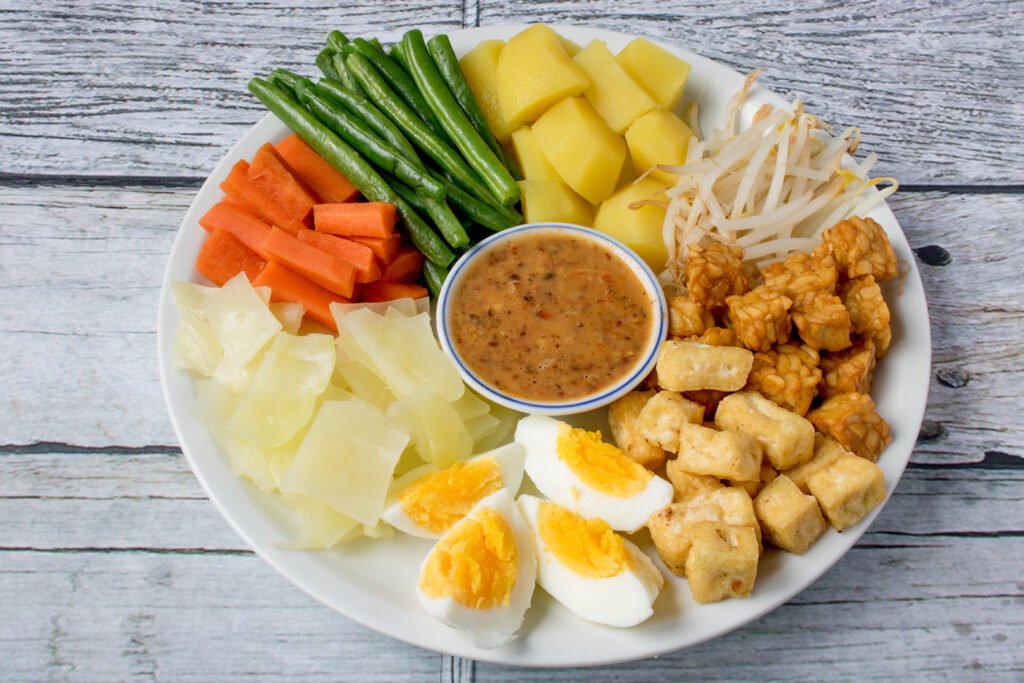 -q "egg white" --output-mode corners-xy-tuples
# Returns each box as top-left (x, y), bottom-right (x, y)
(415, 488), (537, 648)
(515, 415), (673, 532)
(381, 443), (526, 538)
